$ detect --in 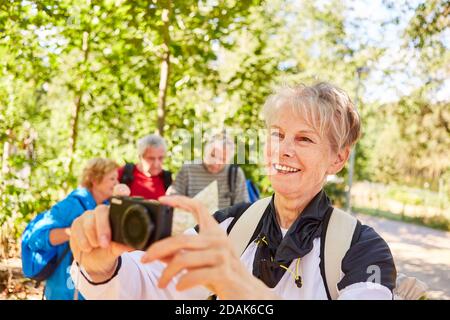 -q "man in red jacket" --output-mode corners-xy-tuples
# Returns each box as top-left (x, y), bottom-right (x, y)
(117, 134), (172, 200)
